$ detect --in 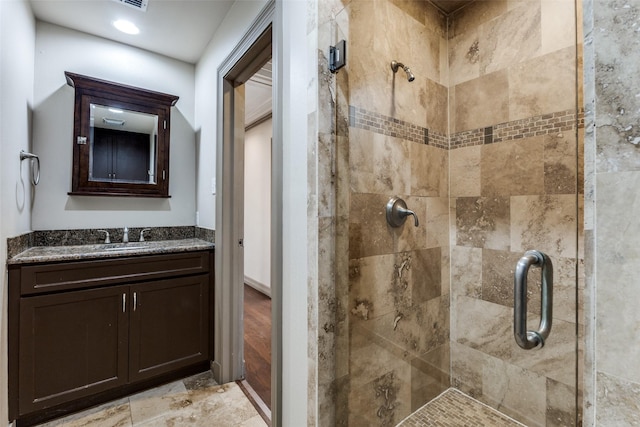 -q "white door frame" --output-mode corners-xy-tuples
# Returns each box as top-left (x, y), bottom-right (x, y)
(214, 1), (281, 424)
